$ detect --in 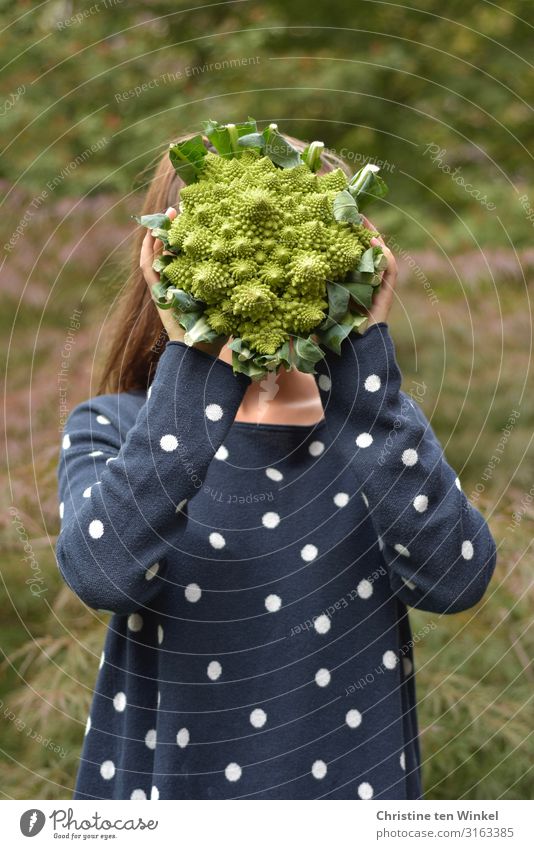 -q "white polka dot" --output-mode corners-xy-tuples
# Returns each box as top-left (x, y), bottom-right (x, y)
(364, 374), (381, 392)
(113, 692), (126, 712)
(455, 476), (462, 490)
(96, 414), (110, 425)
(377, 535), (384, 551)
(99, 651), (105, 669)
(334, 492), (349, 508)
(314, 614), (331, 634)
(82, 486), (92, 498)
(160, 434), (178, 452)
(100, 760), (115, 780)
(145, 729), (157, 750)
(214, 445), (228, 460)
(176, 728), (190, 748)
(150, 785), (159, 800)
(400, 751), (406, 770)
(265, 467), (283, 481)
(145, 562), (160, 581)
(225, 762), (242, 782)
(88, 519), (104, 539)
(357, 579), (373, 599)
(312, 760), (327, 779)
(157, 625), (164, 645)
(59, 501), (64, 519)
(157, 691), (161, 708)
(403, 657), (413, 676)
(383, 650), (398, 670)
(262, 511), (280, 528)
(315, 668), (331, 687)
(401, 576), (417, 590)
(413, 494), (428, 512)
(209, 532), (226, 549)
(358, 781), (374, 799)
(356, 432), (373, 448)
(127, 613), (143, 632)
(402, 448), (418, 466)
(105, 457), (117, 465)
(205, 403), (223, 422)
(265, 594), (282, 612)
(147, 385), (152, 400)
(85, 715), (91, 735)
(394, 543), (410, 557)
(130, 789), (146, 799)
(176, 498), (188, 513)
(461, 540), (474, 560)
(301, 543), (318, 562)
(309, 440), (325, 457)
(250, 708), (267, 728)
(361, 492), (369, 508)
(207, 660), (222, 680)
(318, 374), (331, 391)
(89, 450), (103, 457)
(62, 434), (71, 449)
(346, 709), (362, 729)
(185, 583), (202, 603)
